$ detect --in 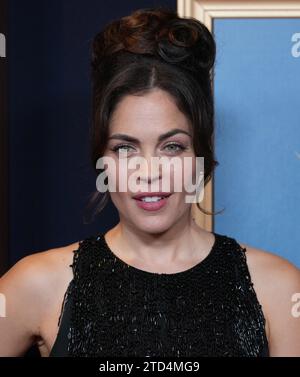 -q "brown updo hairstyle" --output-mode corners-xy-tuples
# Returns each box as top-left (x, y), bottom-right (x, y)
(86, 6), (222, 222)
